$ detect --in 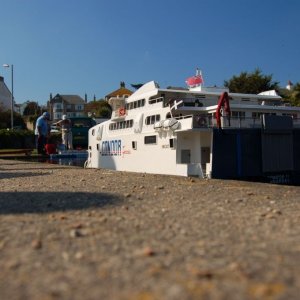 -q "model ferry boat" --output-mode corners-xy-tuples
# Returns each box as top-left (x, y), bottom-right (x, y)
(86, 72), (300, 181)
